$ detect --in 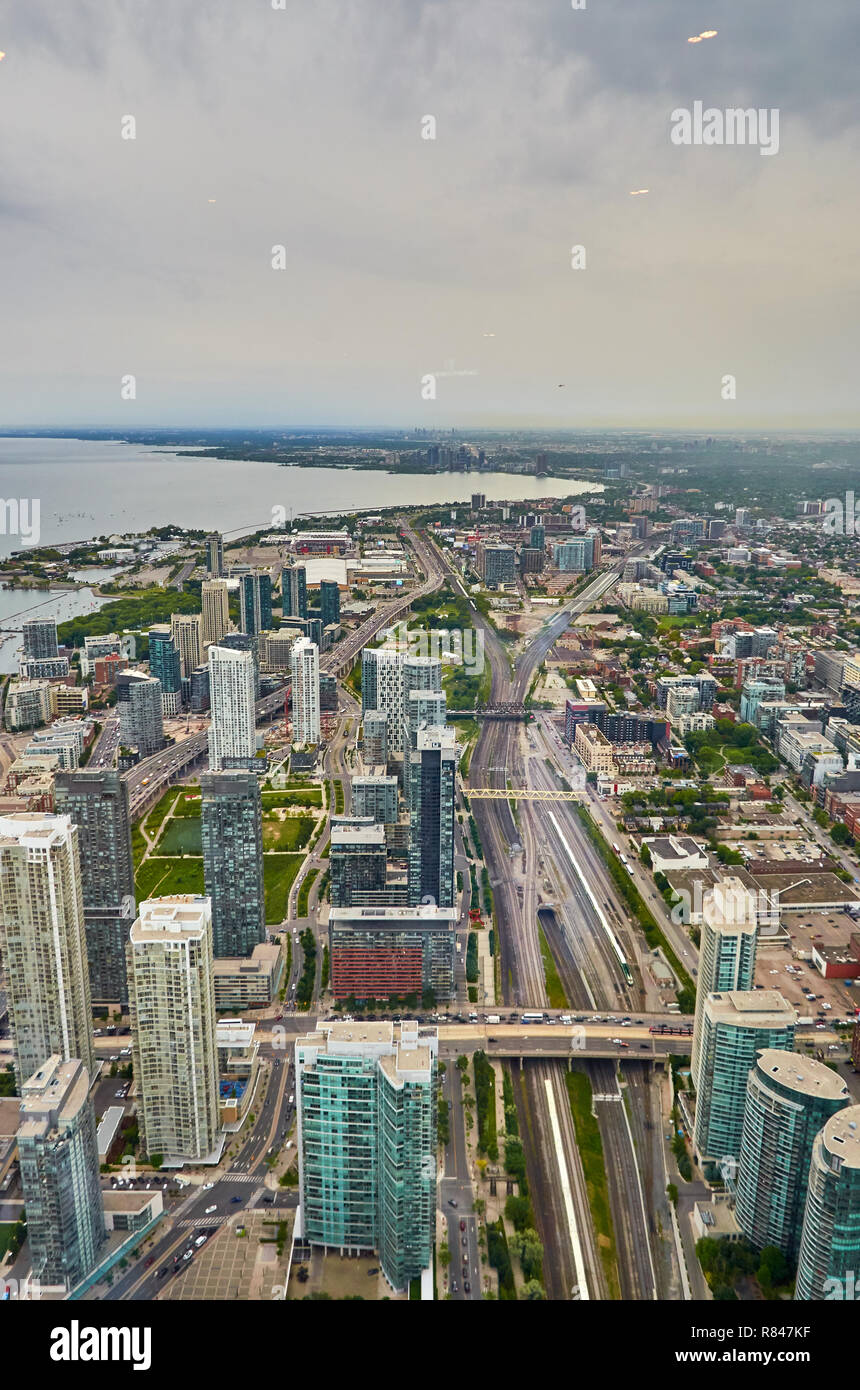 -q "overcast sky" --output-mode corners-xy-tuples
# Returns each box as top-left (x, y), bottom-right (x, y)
(1, 0), (858, 430)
